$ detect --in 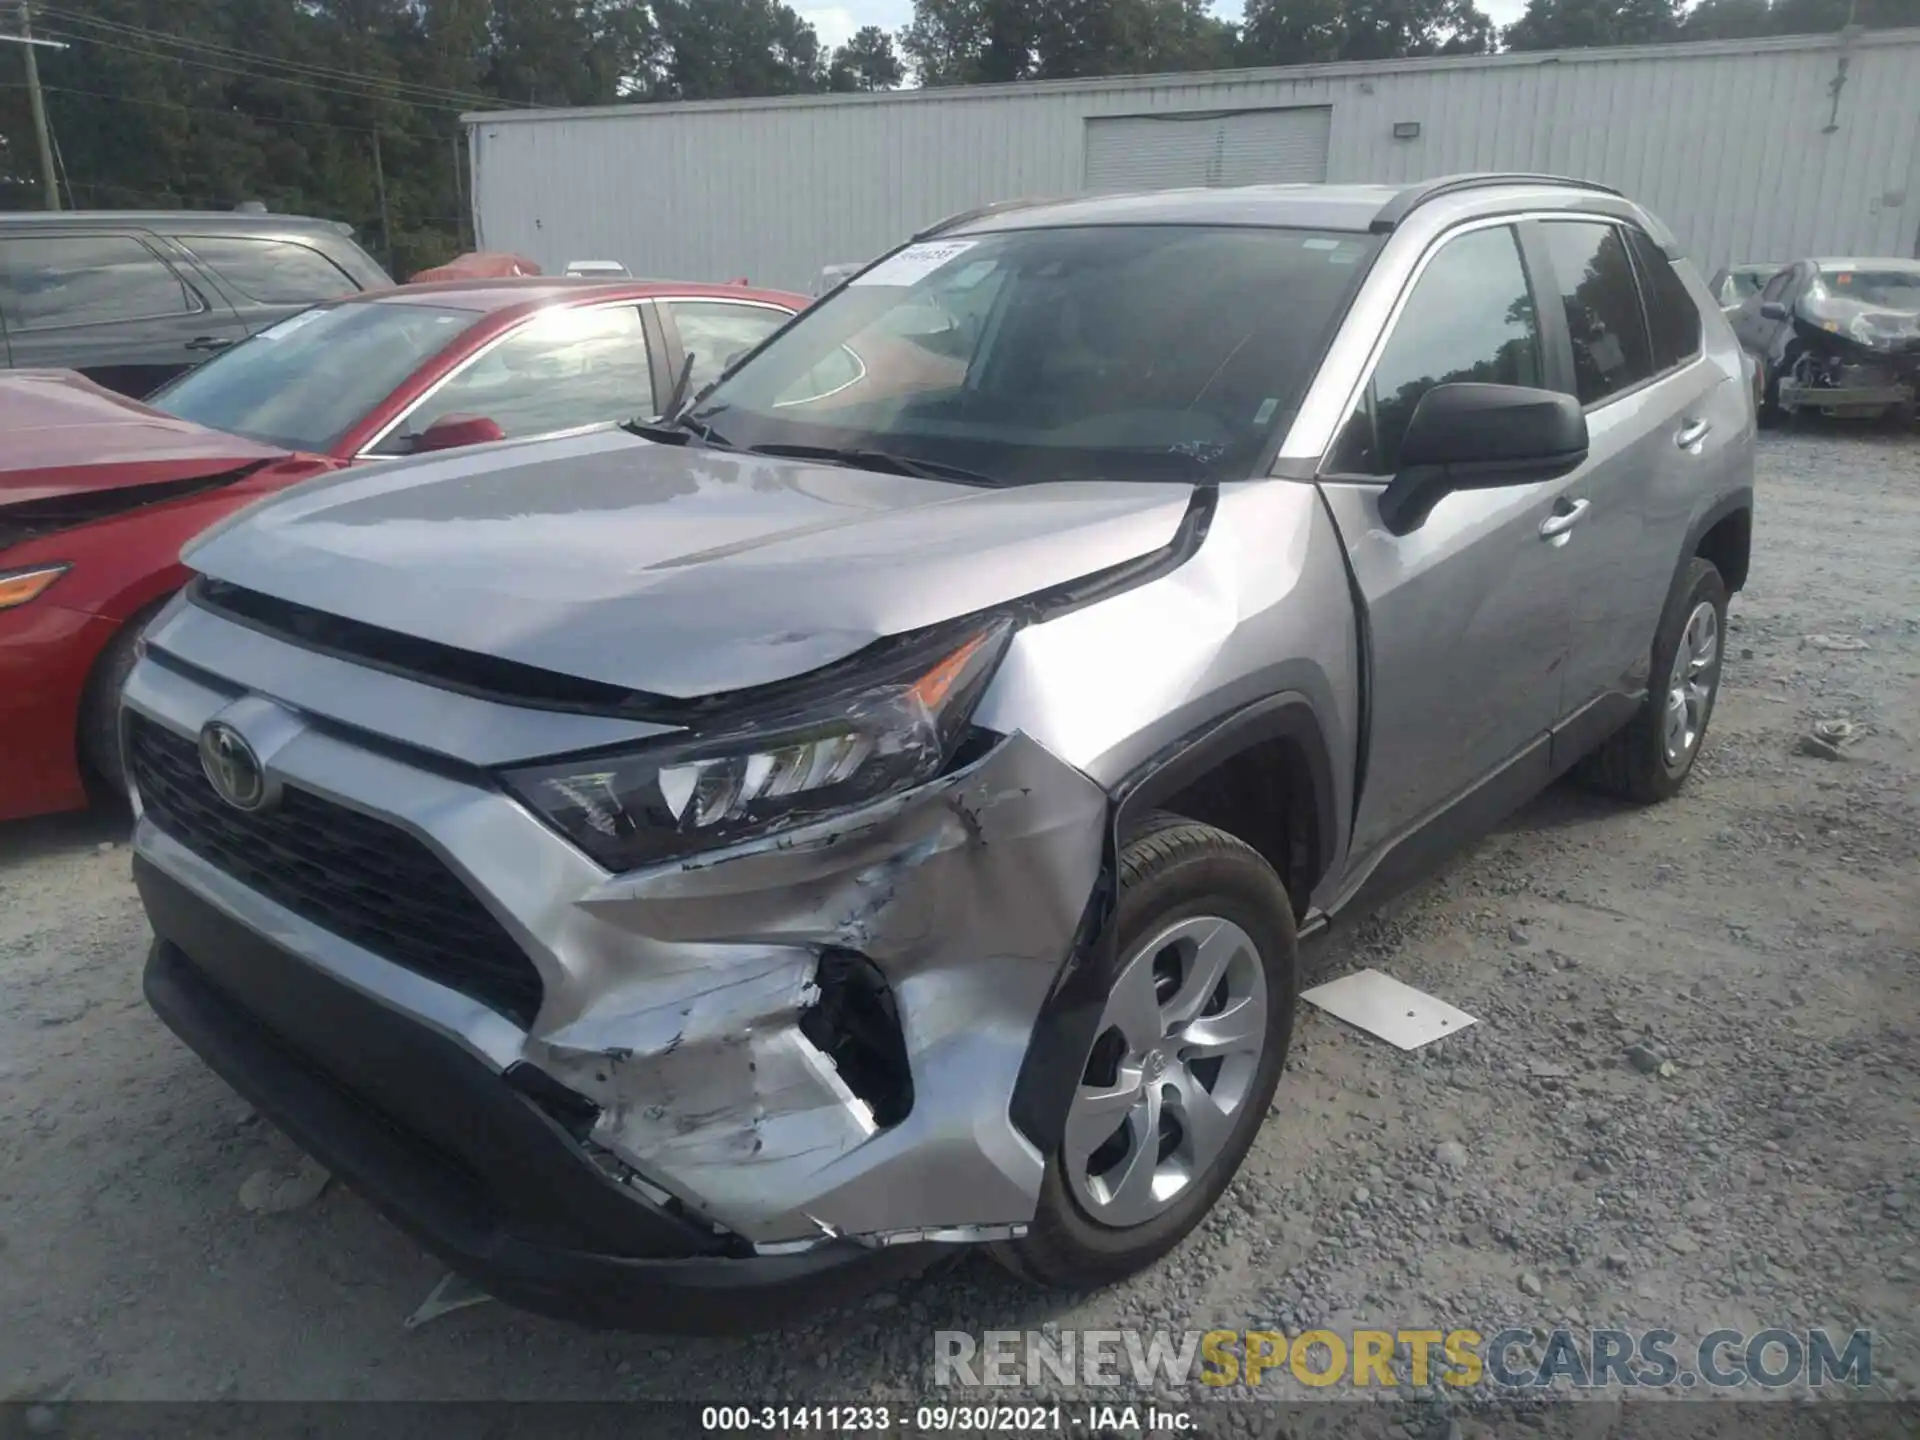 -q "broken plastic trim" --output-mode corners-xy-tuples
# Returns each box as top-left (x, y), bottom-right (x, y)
(504, 1061), (601, 1143)
(185, 486), (1217, 728)
(1, 463), (266, 550)
(799, 950), (914, 1128)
